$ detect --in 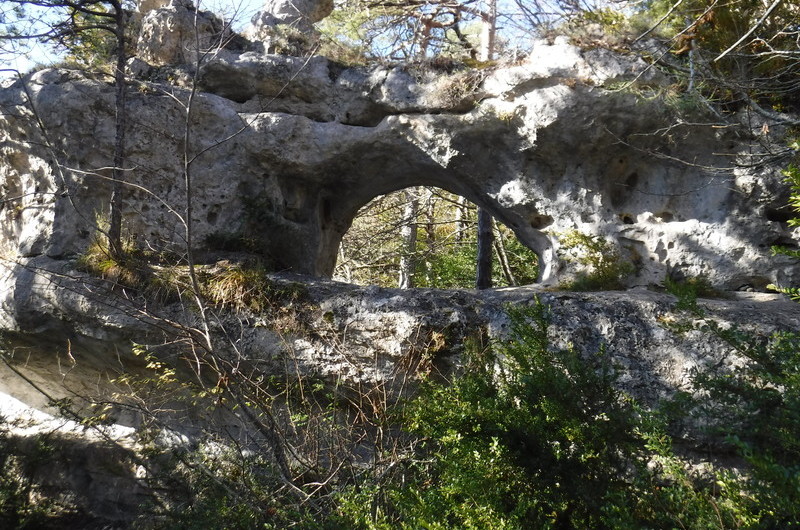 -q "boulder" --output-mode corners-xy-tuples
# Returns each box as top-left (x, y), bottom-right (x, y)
(136, 0), (230, 66)
(250, 0), (334, 31)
